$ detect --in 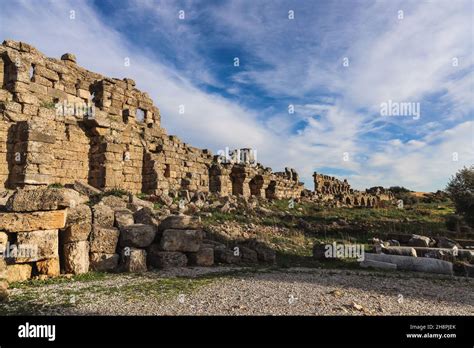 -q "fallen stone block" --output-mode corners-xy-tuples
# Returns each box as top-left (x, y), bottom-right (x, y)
(62, 223), (91, 243)
(147, 245), (187, 269)
(365, 253), (453, 275)
(89, 252), (119, 272)
(129, 195), (154, 210)
(5, 264), (32, 282)
(5, 187), (73, 212)
(0, 210), (67, 232)
(158, 215), (201, 231)
(120, 247), (147, 272)
(92, 204), (115, 228)
(413, 247), (473, 261)
(214, 246), (241, 264)
(119, 224), (156, 248)
(360, 259), (397, 270)
(133, 207), (159, 227)
(115, 209), (134, 230)
(65, 204), (91, 226)
(73, 180), (102, 197)
(90, 226), (119, 254)
(240, 246), (258, 264)
(101, 195), (128, 210)
(36, 257), (60, 277)
(382, 246), (417, 257)
(63, 241), (89, 274)
(16, 229), (58, 262)
(187, 247), (214, 266)
(408, 234), (433, 248)
(159, 229), (203, 252)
